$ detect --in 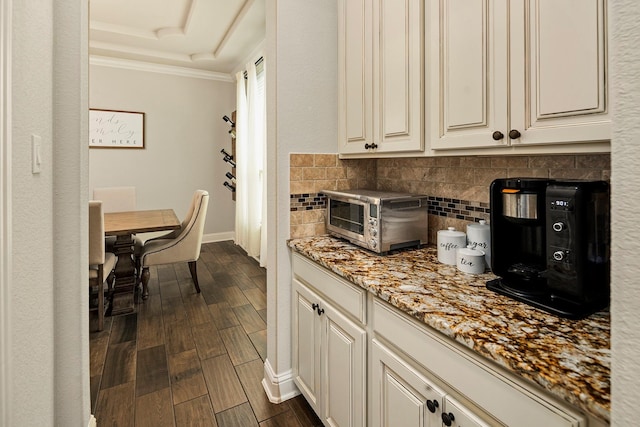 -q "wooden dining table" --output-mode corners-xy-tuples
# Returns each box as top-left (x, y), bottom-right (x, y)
(104, 209), (180, 315)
